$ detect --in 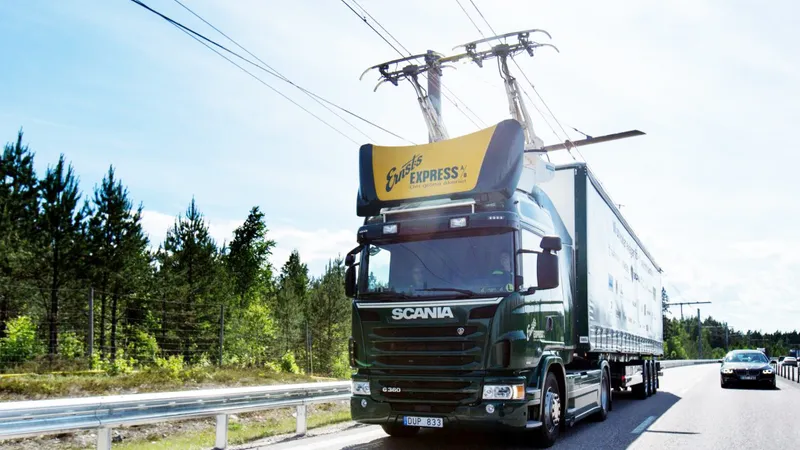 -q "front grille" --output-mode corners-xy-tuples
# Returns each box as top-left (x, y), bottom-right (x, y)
(382, 391), (473, 402)
(375, 377), (481, 405)
(734, 369), (761, 375)
(374, 341), (477, 352)
(379, 380), (471, 390)
(375, 355), (475, 366)
(373, 326), (478, 338)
